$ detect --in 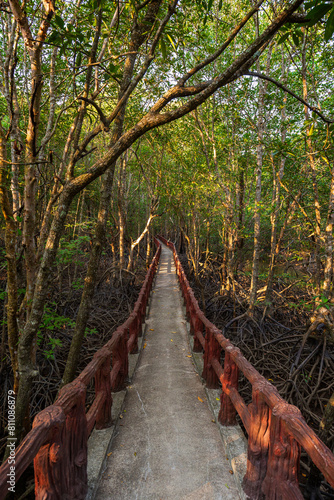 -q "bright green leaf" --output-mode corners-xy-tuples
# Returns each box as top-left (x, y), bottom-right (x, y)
(325, 7), (334, 40)
(278, 32), (290, 44)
